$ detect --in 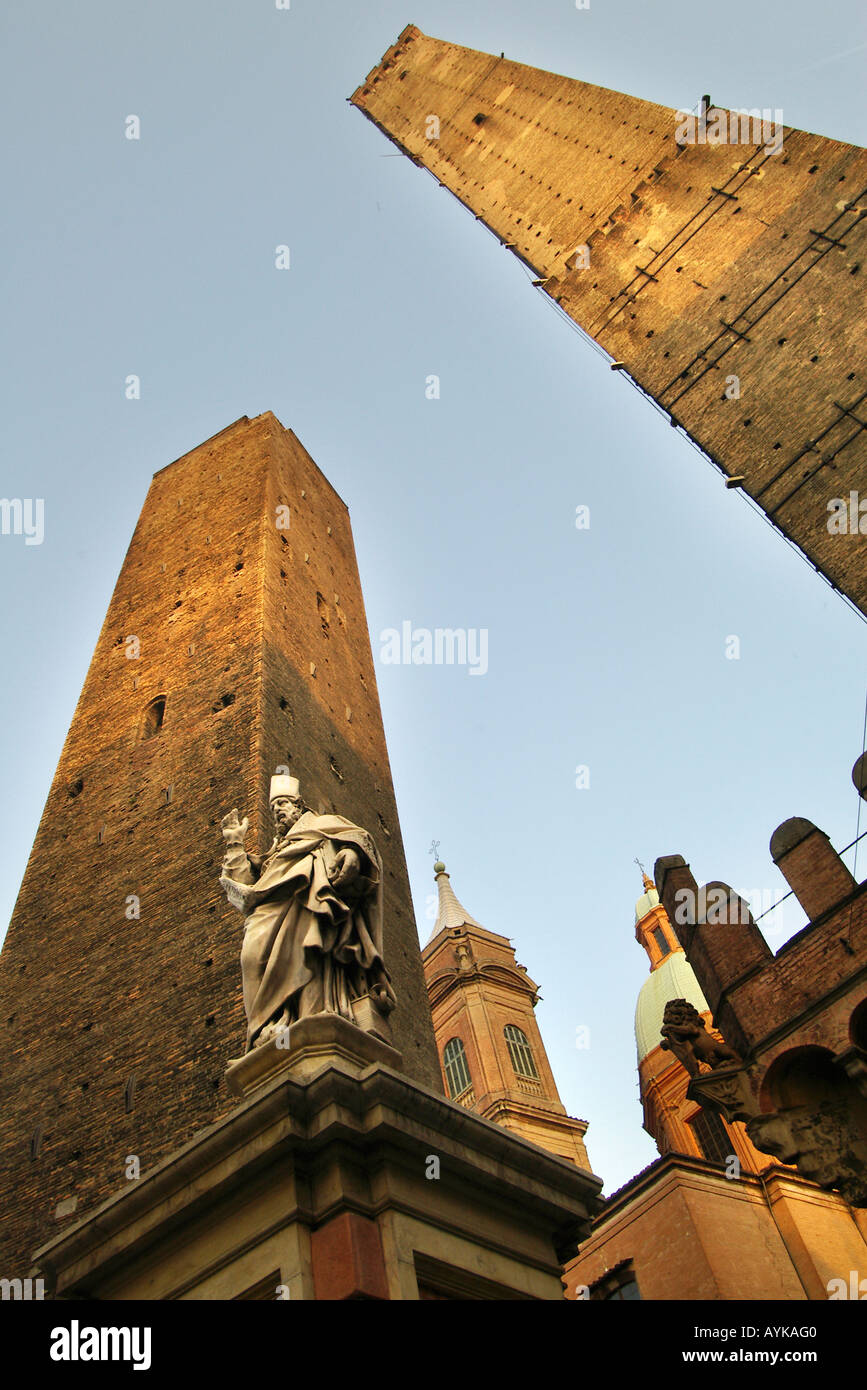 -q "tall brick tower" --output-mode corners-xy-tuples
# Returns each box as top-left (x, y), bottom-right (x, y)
(352, 26), (867, 617)
(0, 412), (440, 1275)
